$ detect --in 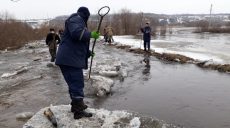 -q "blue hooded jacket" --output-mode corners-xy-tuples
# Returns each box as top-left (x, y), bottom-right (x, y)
(55, 7), (91, 69)
(141, 26), (151, 42)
